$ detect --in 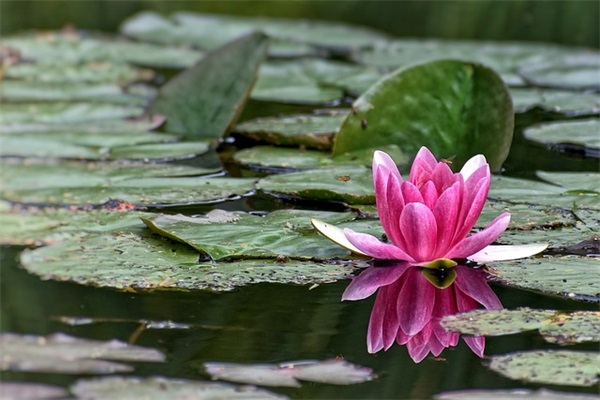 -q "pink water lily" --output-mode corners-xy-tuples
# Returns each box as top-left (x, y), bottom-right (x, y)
(311, 147), (547, 362)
